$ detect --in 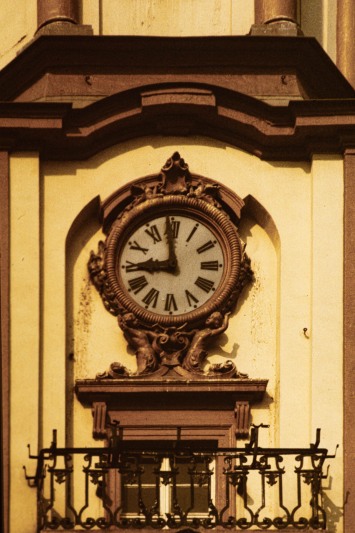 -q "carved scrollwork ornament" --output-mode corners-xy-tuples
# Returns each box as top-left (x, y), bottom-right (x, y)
(89, 152), (254, 379)
(88, 241), (121, 316)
